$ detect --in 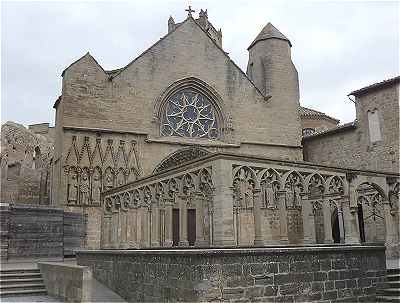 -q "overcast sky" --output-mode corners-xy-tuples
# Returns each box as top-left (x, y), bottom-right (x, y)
(1, 0), (399, 127)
